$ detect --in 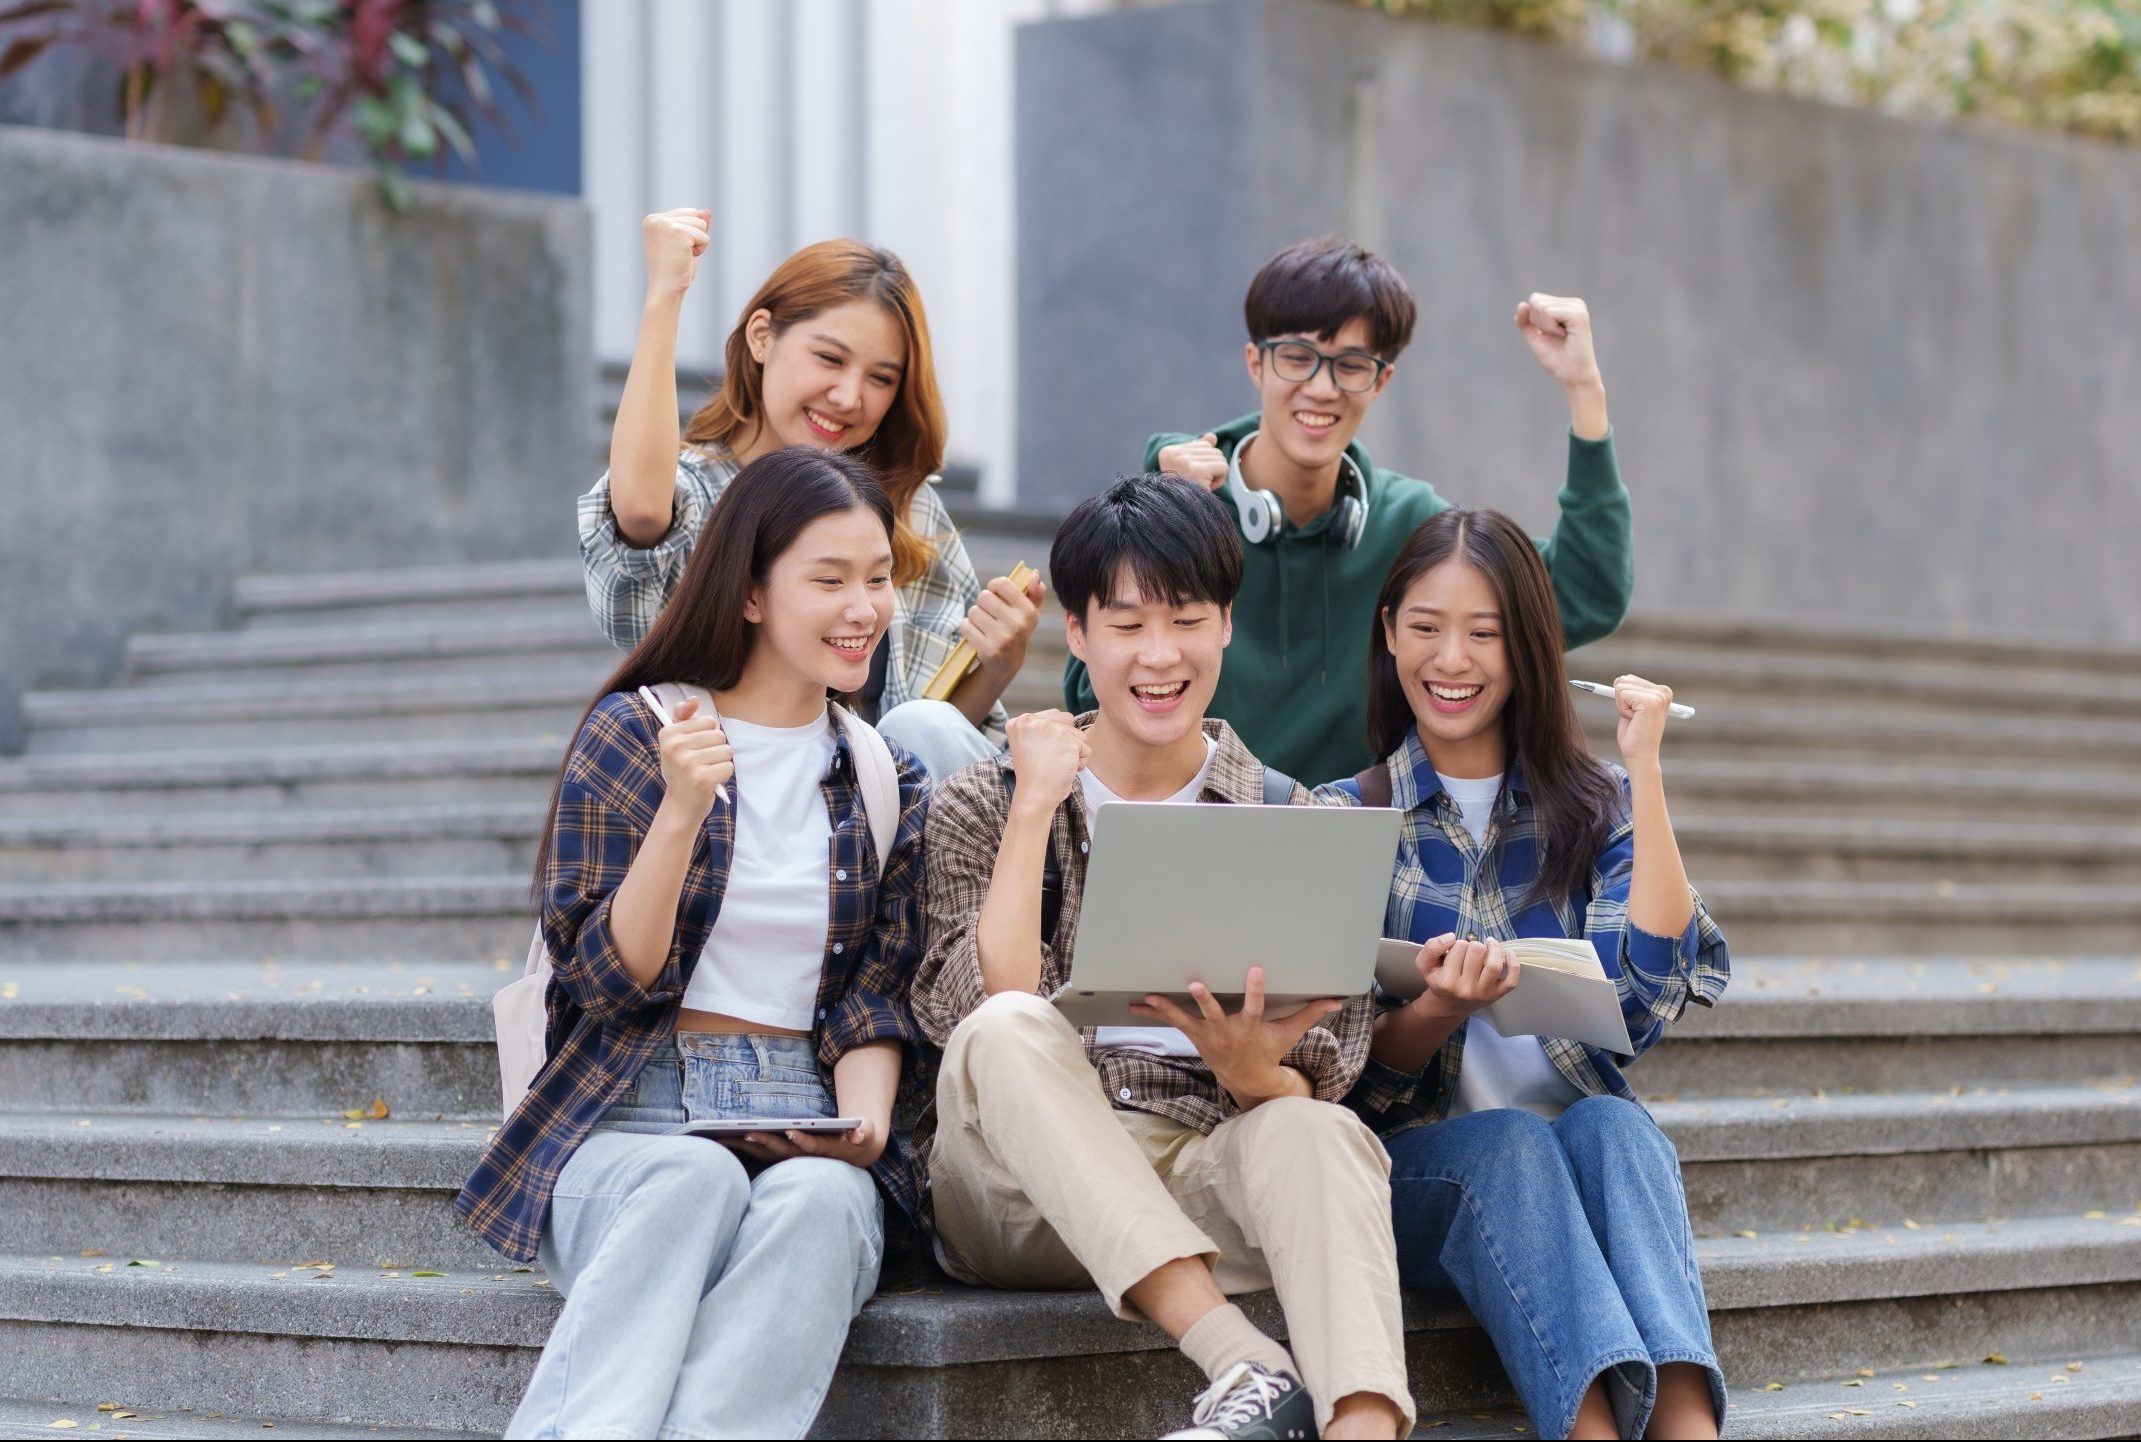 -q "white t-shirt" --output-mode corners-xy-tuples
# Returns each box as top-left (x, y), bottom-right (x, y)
(1437, 772), (1585, 1120)
(1083, 739), (1216, 1059)
(681, 711), (836, 1030)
